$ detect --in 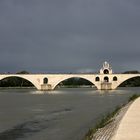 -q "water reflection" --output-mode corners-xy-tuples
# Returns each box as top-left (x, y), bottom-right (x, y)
(28, 87), (134, 95)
